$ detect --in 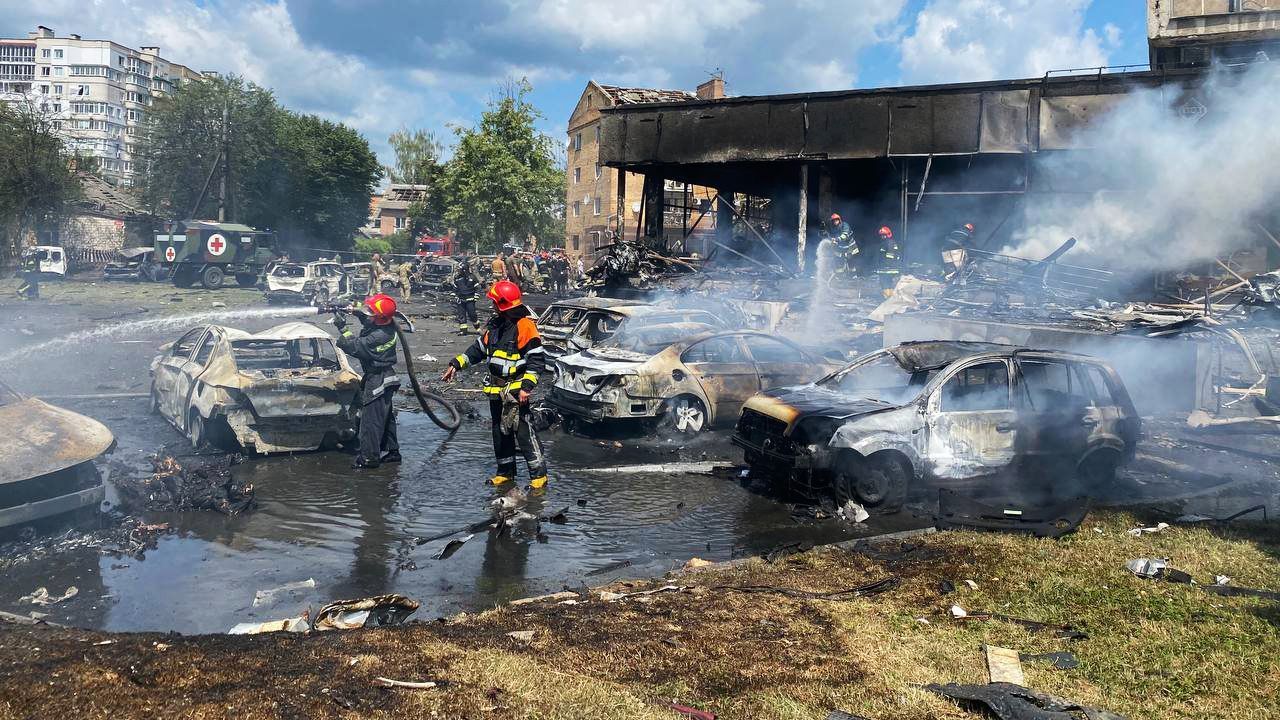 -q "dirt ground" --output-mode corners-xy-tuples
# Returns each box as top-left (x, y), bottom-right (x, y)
(1, 510), (1278, 720)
